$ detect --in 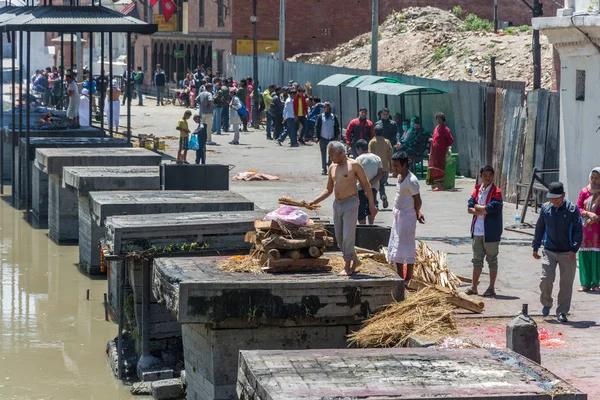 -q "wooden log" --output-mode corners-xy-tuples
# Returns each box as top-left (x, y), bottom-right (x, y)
(268, 249), (281, 260)
(244, 231), (257, 243)
(308, 246), (320, 258)
(263, 235), (328, 250)
(263, 257), (331, 273)
(408, 279), (484, 313)
(319, 247), (325, 255)
(254, 220), (281, 231)
(314, 230), (325, 240)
